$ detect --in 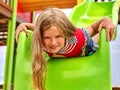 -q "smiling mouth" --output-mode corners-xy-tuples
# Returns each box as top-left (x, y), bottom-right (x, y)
(50, 46), (58, 50)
